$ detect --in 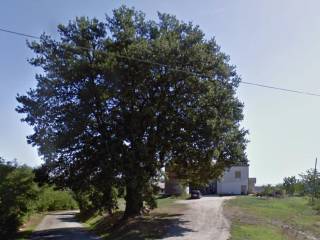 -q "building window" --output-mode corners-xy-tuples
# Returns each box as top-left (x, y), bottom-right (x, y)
(235, 171), (241, 179)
